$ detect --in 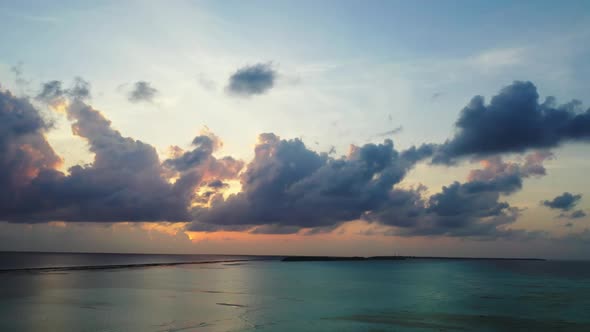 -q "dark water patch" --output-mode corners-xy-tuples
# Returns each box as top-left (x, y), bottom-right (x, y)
(278, 296), (304, 302)
(326, 314), (463, 330)
(327, 311), (590, 331)
(24, 296), (112, 311)
(197, 289), (246, 295)
(154, 320), (210, 332)
(479, 295), (504, 300)
(216, 302), (248, 308)
(518, 291), (580, 303)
